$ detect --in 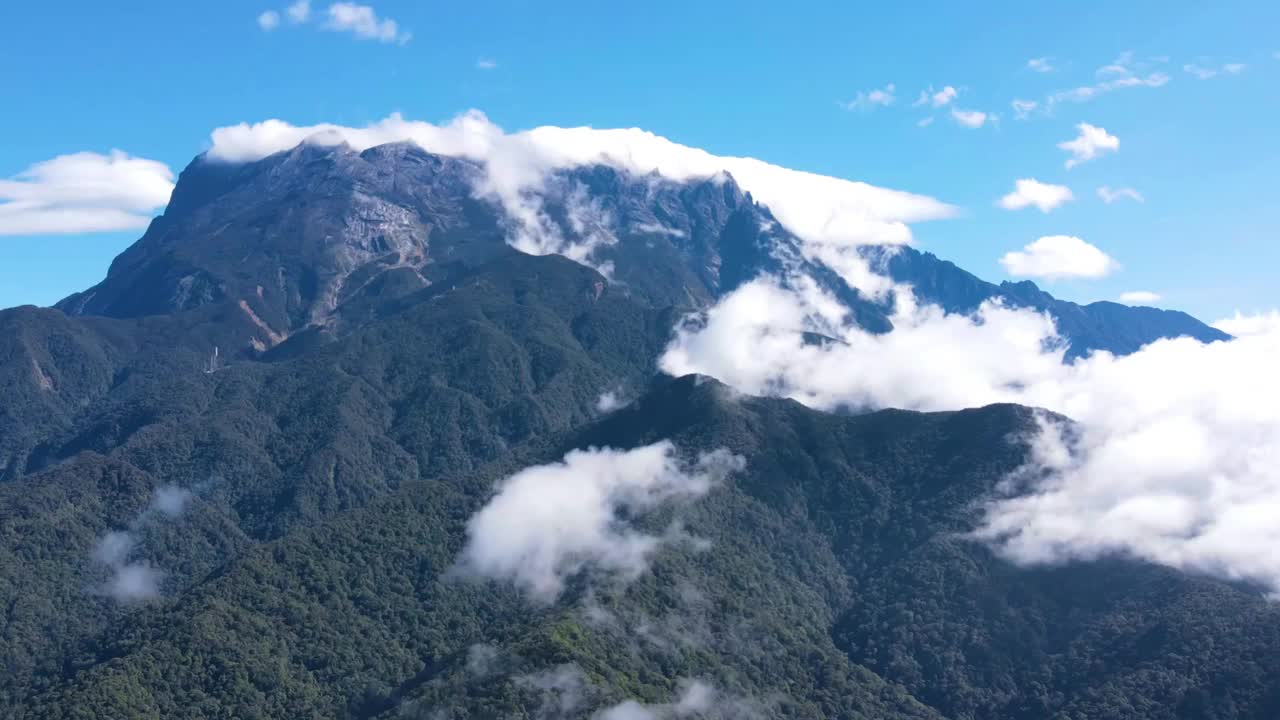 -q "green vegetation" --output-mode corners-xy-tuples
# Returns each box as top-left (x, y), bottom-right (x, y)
(3, 252), (1278, 718)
